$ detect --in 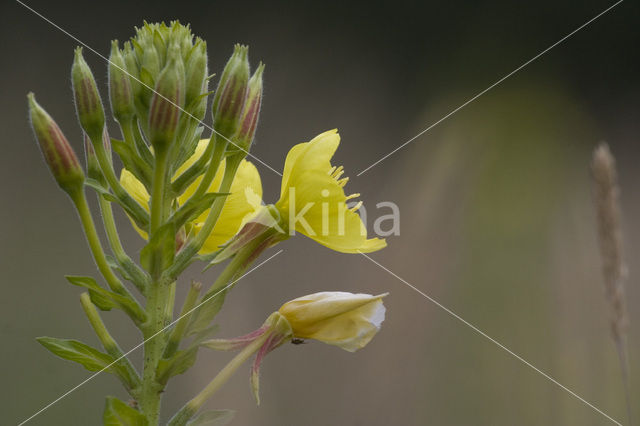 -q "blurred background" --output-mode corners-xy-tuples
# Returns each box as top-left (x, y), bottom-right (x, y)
(1, 0), (639, 424)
